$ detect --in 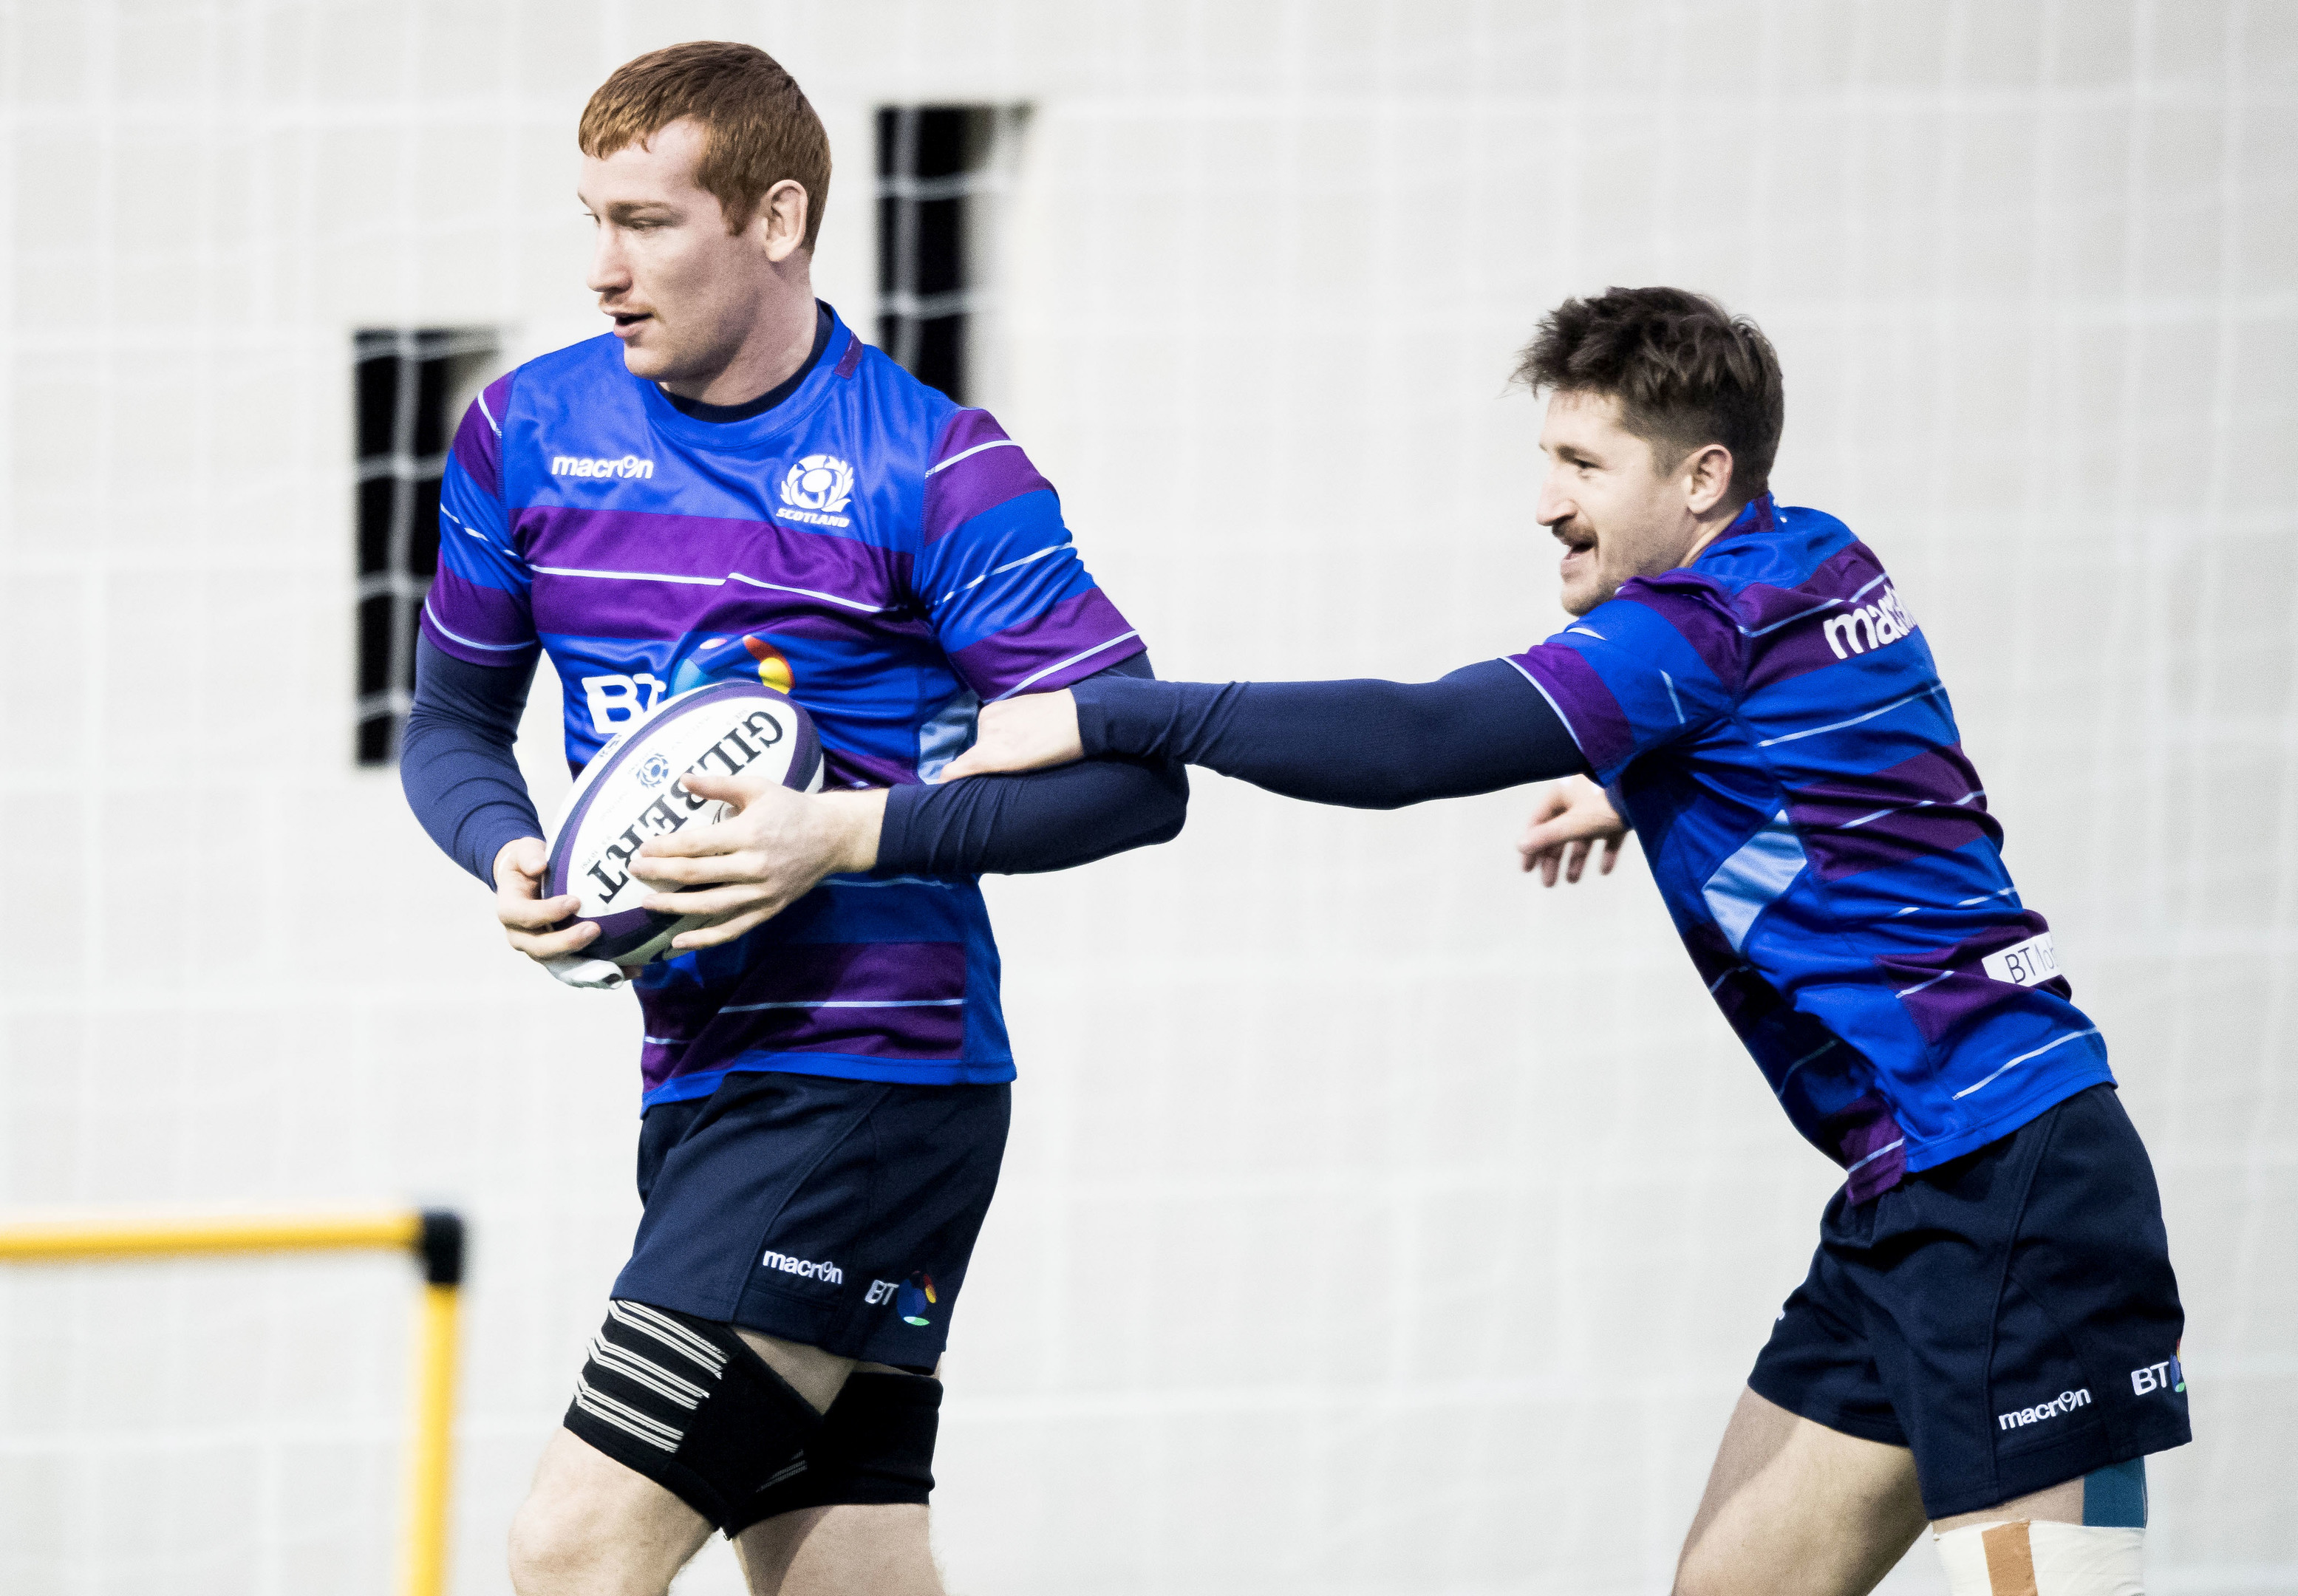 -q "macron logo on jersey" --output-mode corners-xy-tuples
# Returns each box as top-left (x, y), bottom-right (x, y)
(551, 453), (655, 480)
(1821, 584), (1917, 660)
